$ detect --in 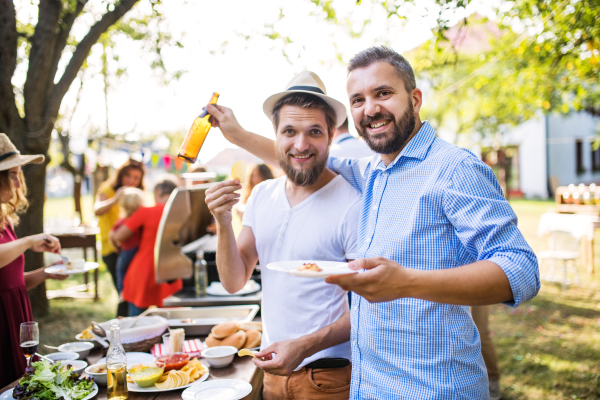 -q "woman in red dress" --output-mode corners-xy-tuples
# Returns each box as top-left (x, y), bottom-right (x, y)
(0, 134), (64, 387)
(112, 175), (183, 316)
